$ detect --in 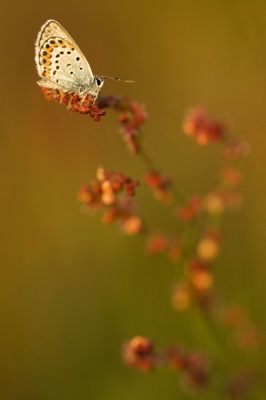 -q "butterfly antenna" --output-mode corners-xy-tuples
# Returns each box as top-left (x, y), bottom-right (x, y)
(102, 76), (135, 83)
(110, 76), (135, 83)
